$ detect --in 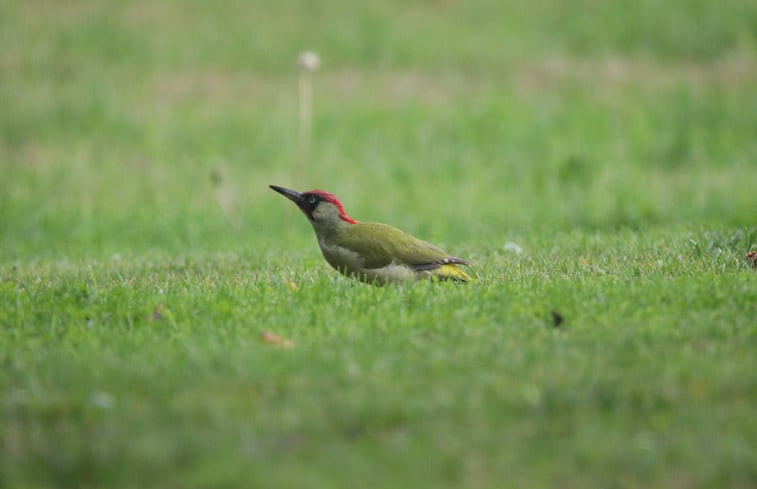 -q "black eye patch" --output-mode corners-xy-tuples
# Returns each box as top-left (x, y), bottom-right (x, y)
(302, 194), (321, 212)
